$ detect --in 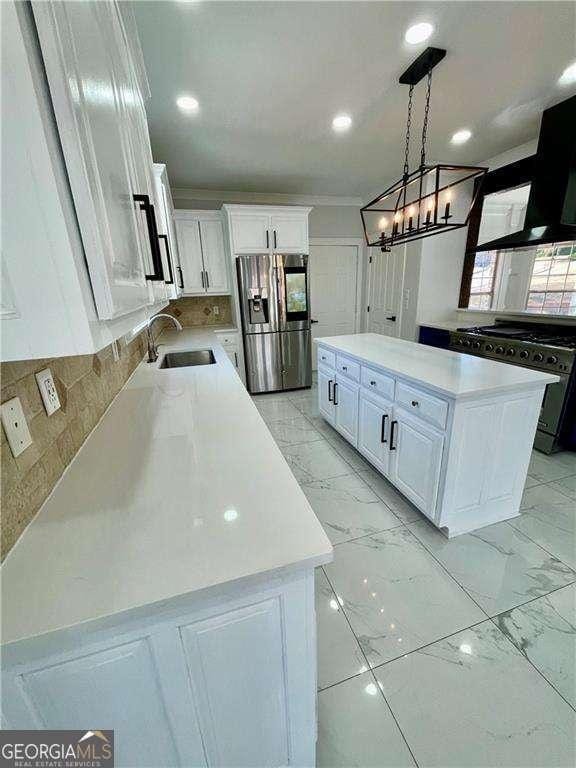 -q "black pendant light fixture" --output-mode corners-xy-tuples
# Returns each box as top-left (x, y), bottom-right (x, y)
(361, 48), (488, 251)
